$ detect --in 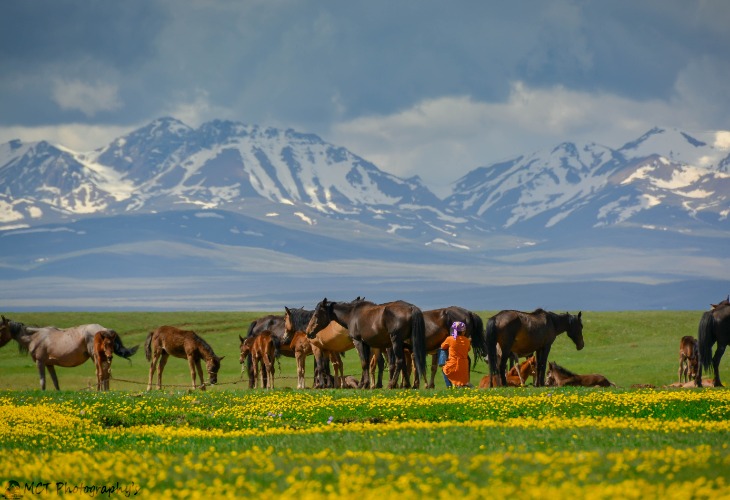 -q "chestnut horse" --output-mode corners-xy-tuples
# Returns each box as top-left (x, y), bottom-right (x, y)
(93, 329), (117, 391)
(145, 326), (224, 391)
(546, 361), (615, 387)
(486, 309), (584, 387)
(0, 316), (137, 390)
(285, 307), (353, 388)
(239, 331), (277, 389)
(478, 355), (537, 388)
(696, 298), (730, 387)
(678, 335), (699, 383)
(306, 298), (427, 389)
